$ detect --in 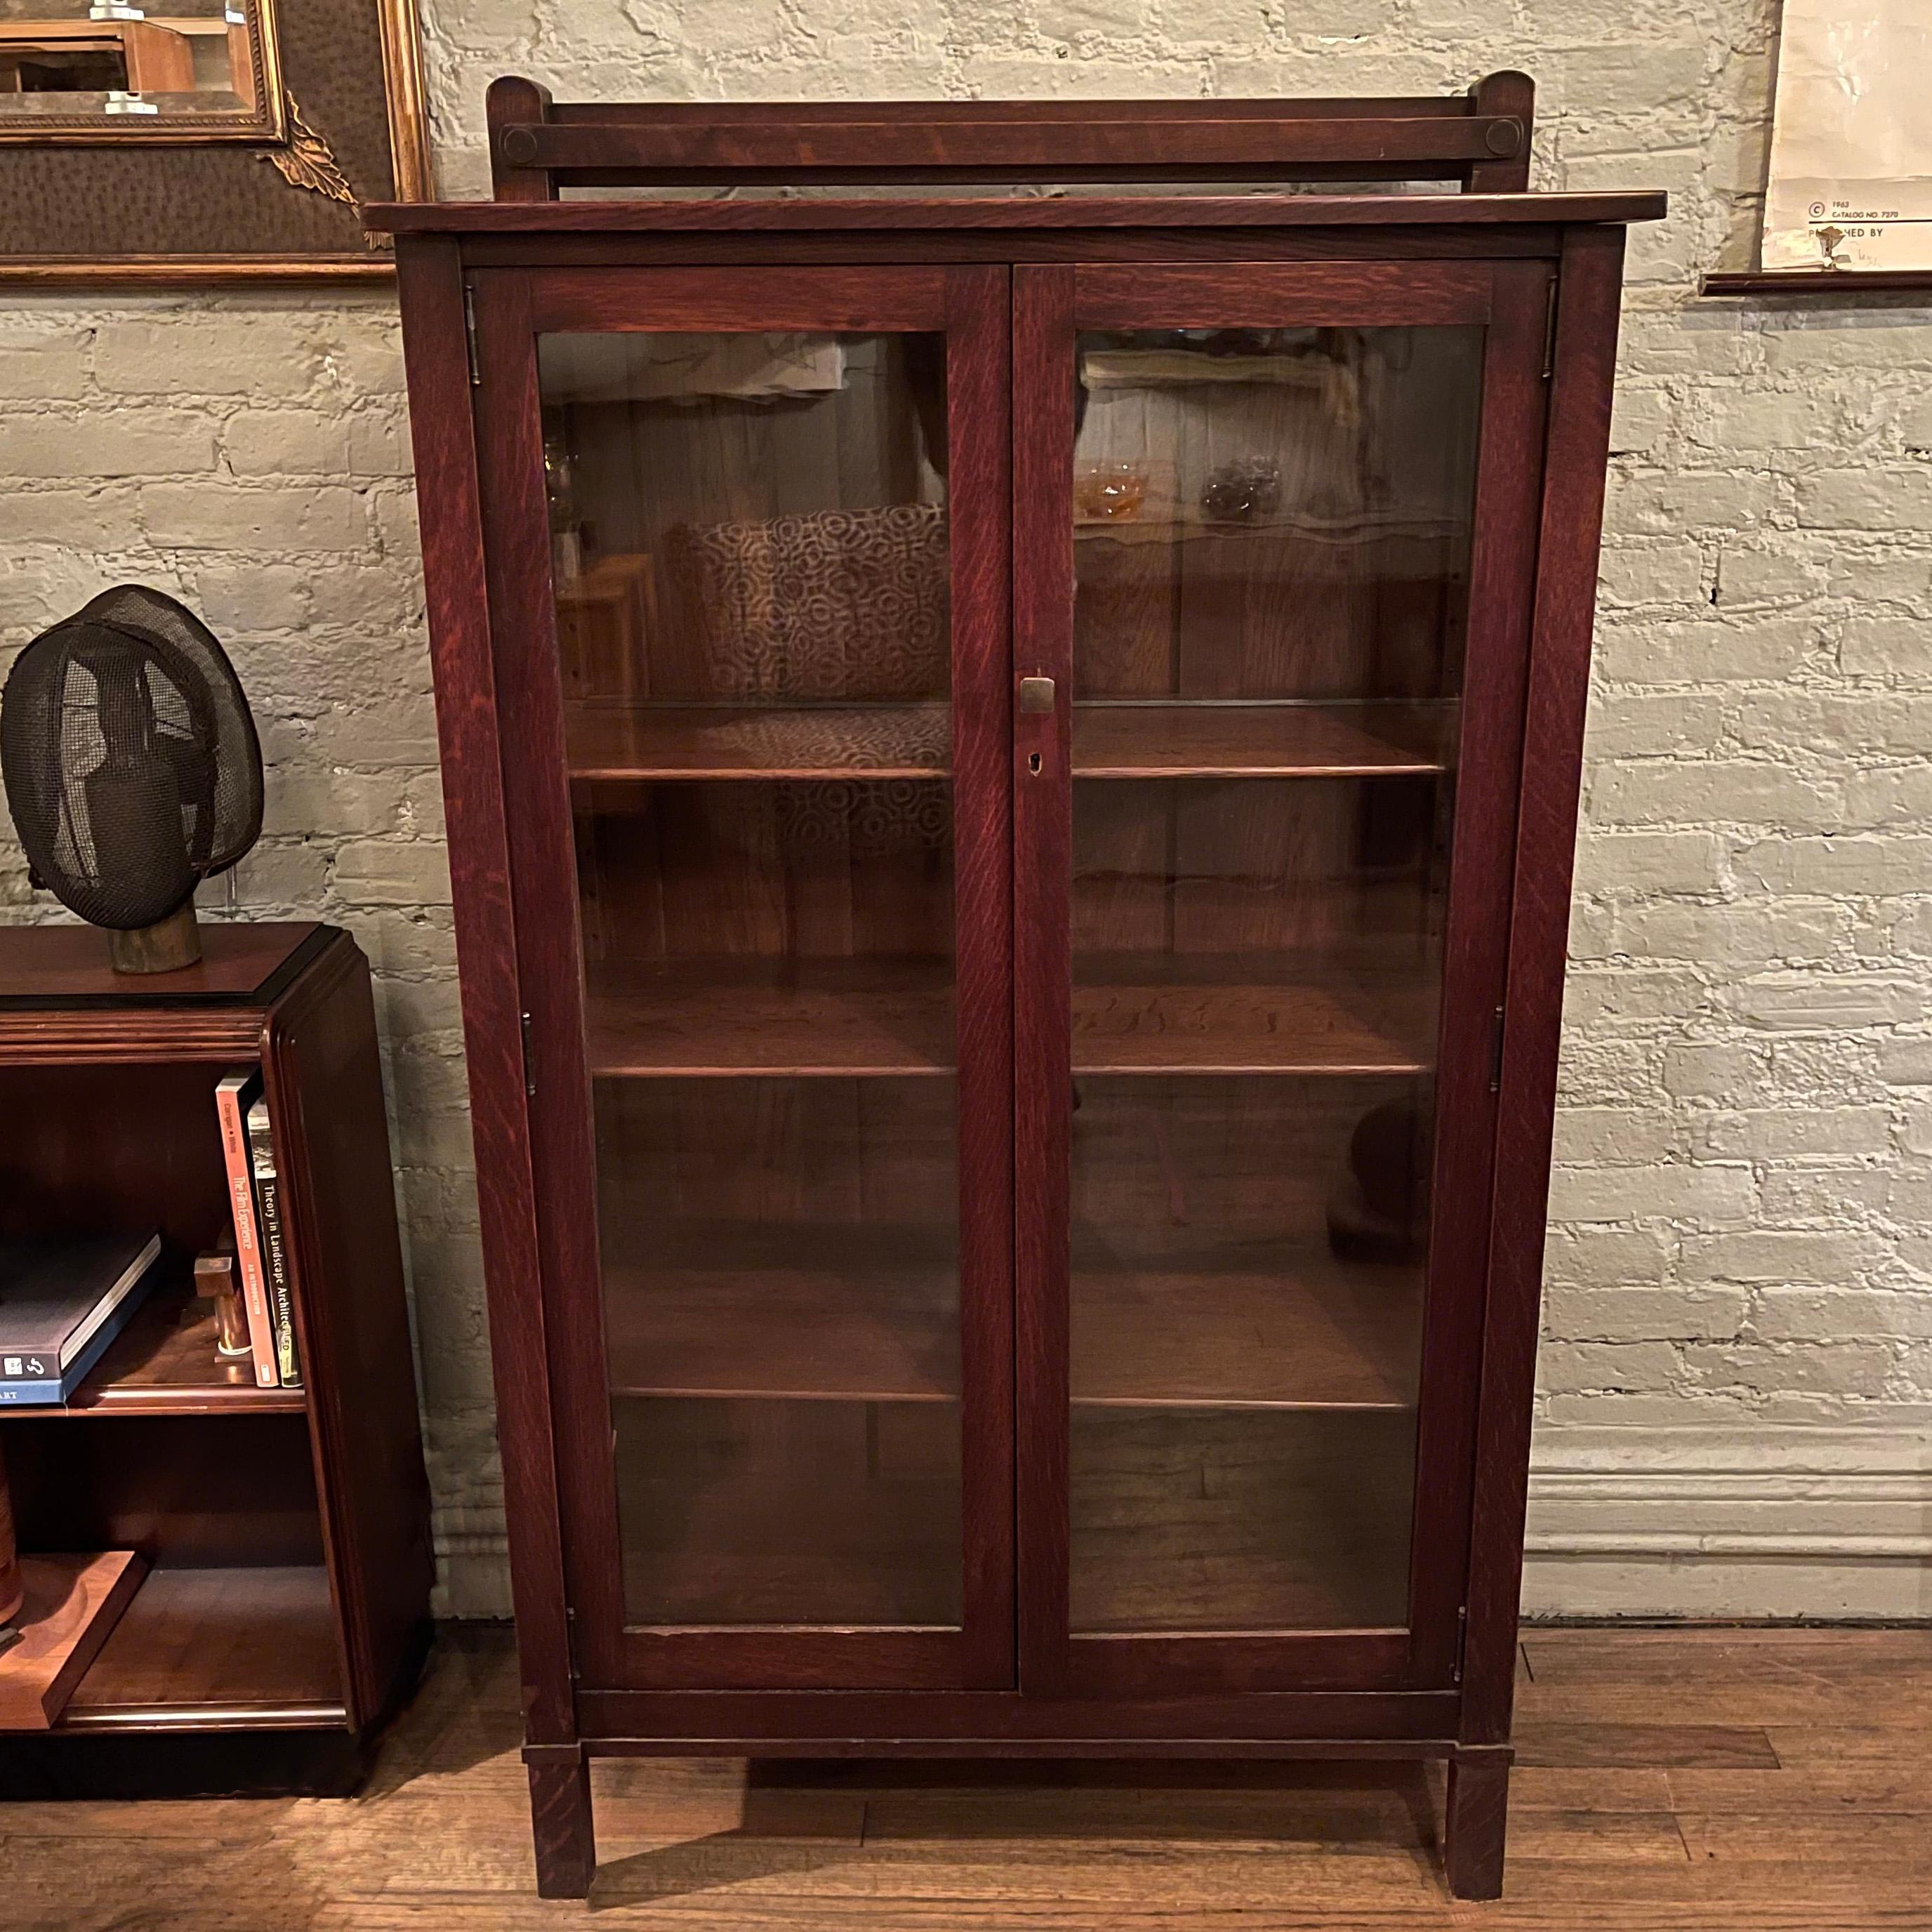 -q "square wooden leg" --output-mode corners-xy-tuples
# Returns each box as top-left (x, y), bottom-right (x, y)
(1445, 1753), (1510, 1900)
(525, 1744), (595, 1899)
